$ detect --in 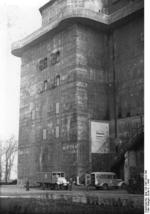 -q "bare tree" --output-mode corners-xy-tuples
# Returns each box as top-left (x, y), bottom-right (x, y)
(0, 136), (18, 183)
(0, 140), (2, 181)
